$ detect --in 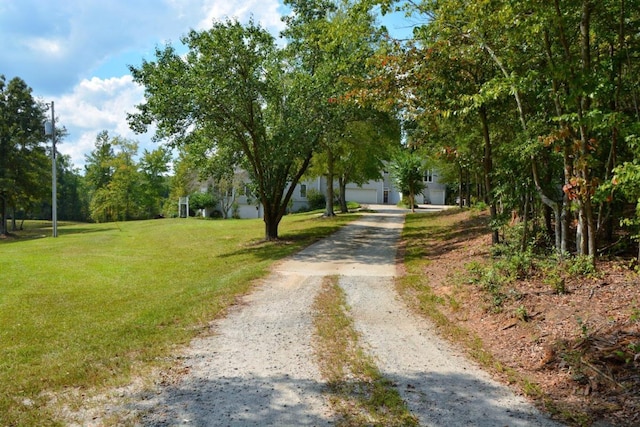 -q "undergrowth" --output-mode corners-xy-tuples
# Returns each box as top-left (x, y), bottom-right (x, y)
(466, 235), (603, 313)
